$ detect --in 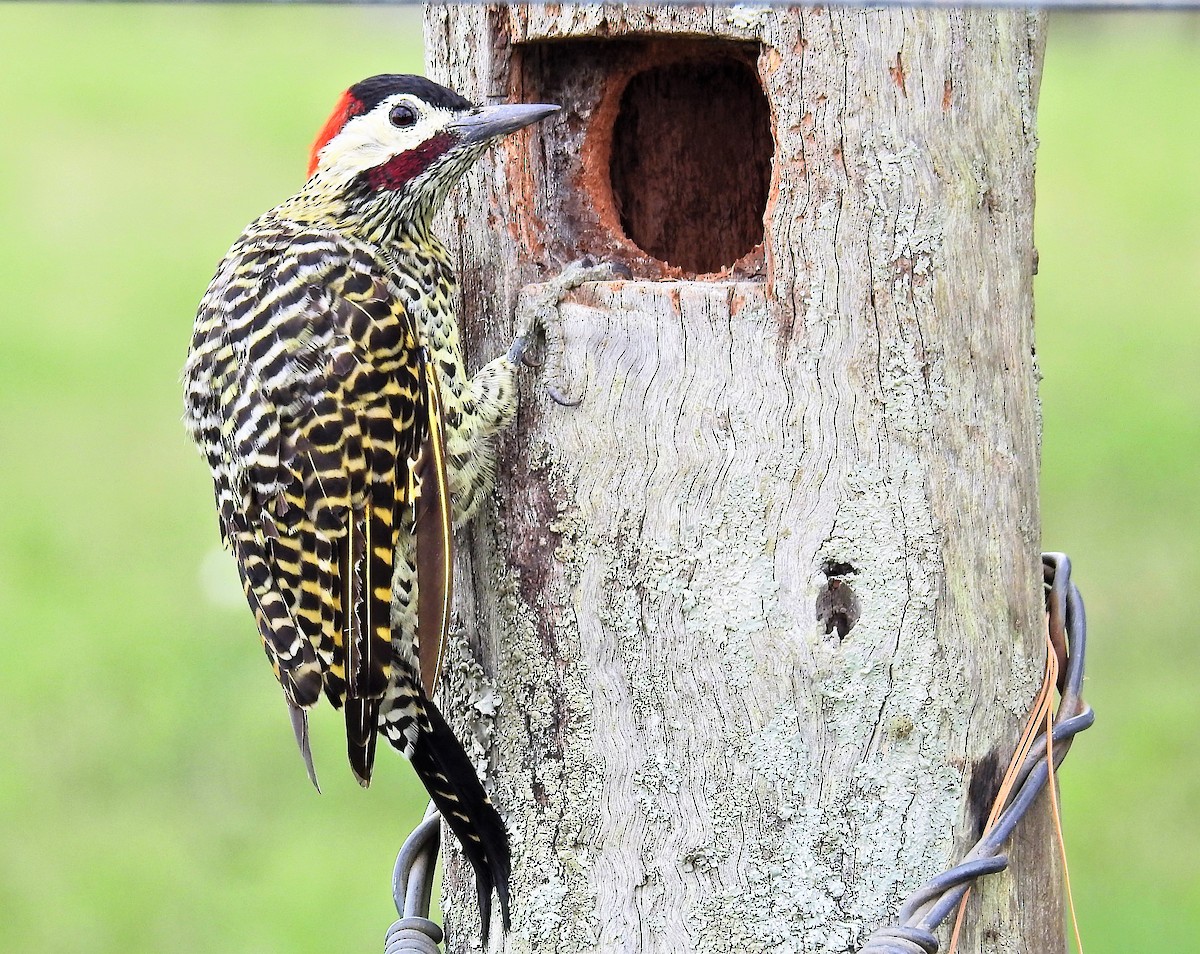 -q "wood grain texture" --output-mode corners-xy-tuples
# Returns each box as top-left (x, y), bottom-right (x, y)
(425, 5), (1056, 952)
